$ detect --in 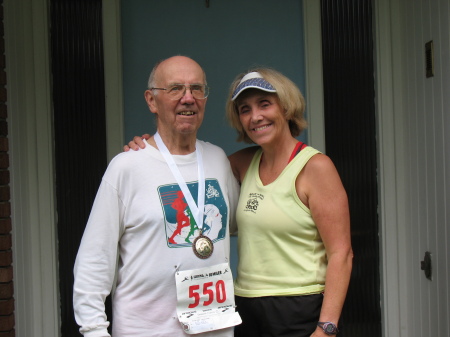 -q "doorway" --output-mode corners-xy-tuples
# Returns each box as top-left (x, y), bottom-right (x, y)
(51, 0), (381, 335)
